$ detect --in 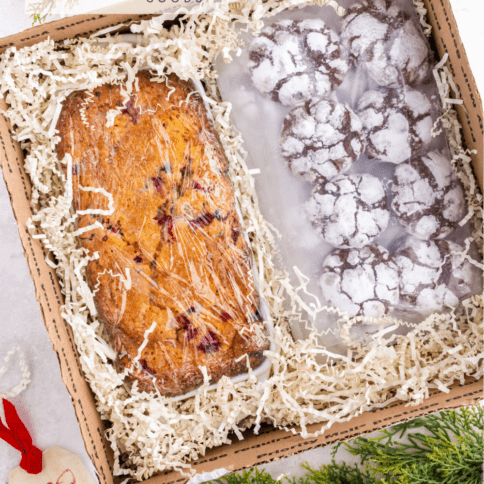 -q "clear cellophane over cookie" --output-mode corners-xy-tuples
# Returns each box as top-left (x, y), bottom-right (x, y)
(216, 0), (483, 349)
